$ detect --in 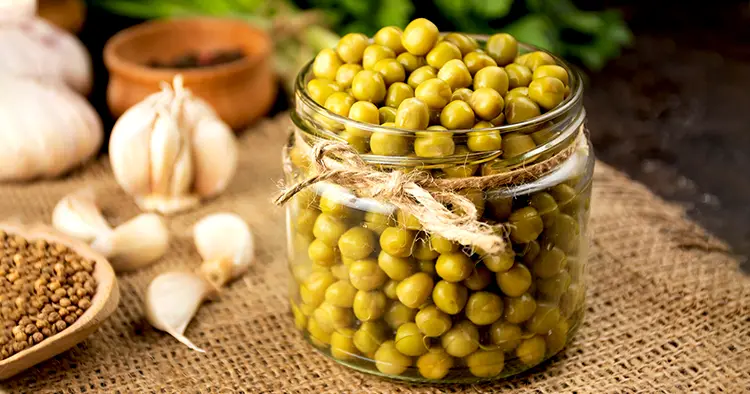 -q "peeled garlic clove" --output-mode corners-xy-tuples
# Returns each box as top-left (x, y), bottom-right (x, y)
(193, 213), (254, 286)
(145, 271), (216, 352)
(109, 102), (158, 197)
(135, 195), (201, 216)
(52, 188), (112, 242)
(169, 138), (194, 198)
(149, 107), (182, 197)
(91, 213), (169, 272)
(191, 116), (238, 198)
